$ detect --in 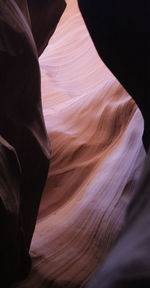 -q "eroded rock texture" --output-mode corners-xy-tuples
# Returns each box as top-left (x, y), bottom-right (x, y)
(13, 1), (145, 287)
(0, 0), (65, 285)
